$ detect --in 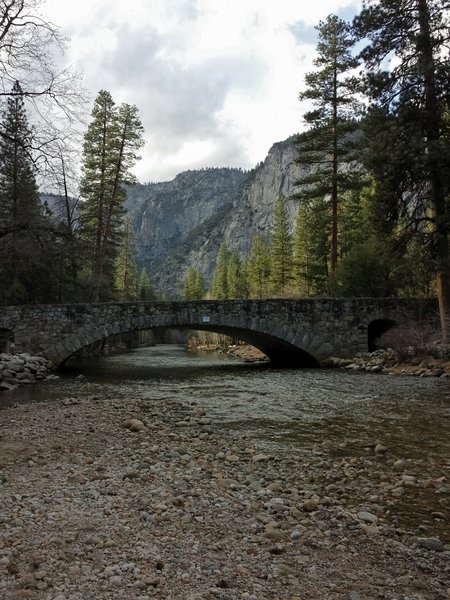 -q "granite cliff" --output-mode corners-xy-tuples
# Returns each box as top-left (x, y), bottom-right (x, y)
(126, 136), (303, 296)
